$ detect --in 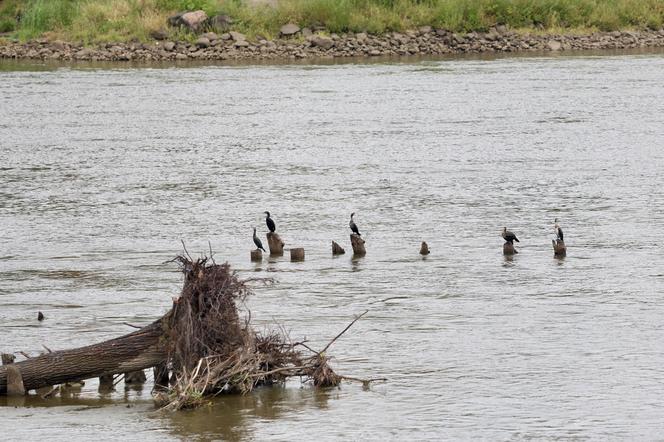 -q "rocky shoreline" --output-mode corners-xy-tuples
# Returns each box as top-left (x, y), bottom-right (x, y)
(2, 26), (664, 63)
